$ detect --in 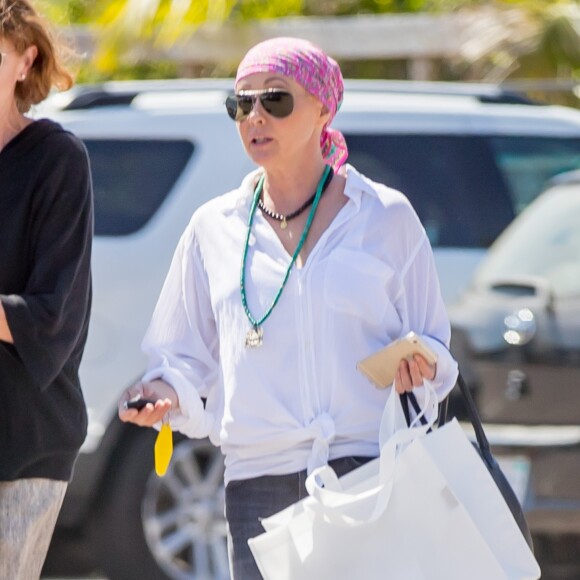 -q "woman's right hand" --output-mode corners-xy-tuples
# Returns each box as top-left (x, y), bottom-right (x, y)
(394, 355), (436, 394)
(118, 379), (179, 427)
